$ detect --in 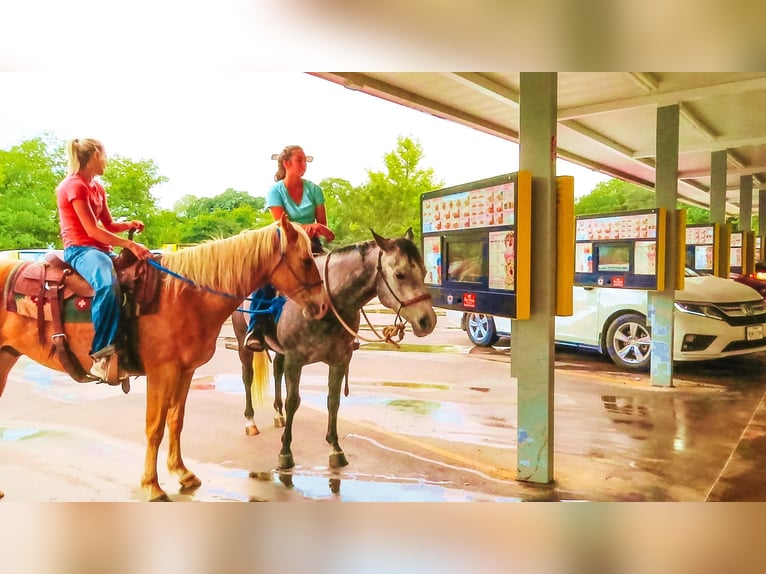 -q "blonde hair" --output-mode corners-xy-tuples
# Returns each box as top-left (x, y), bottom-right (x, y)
(66, 138), (103, 176)
(274, 145), (303, 181)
